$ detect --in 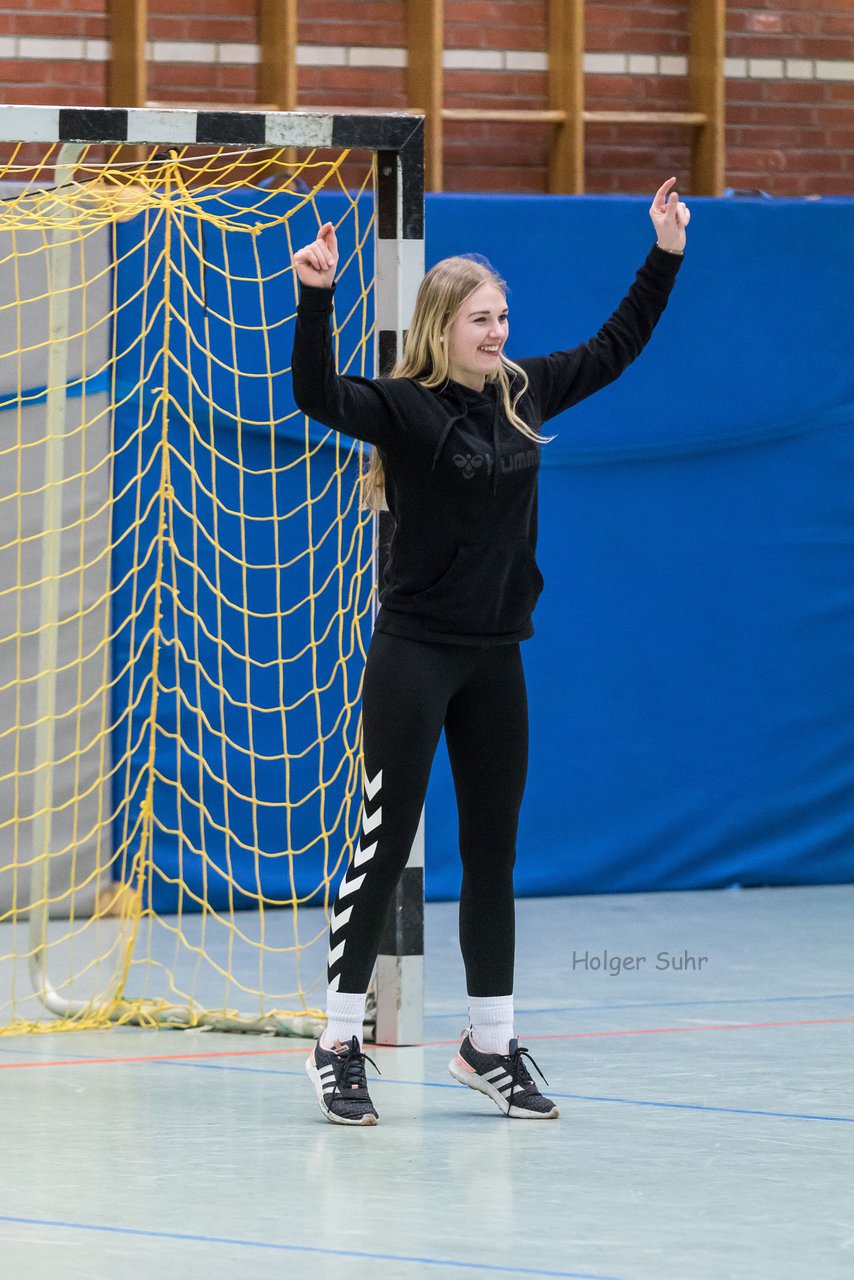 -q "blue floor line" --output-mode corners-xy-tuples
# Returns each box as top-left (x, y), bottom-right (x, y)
(156, 1059), (854, 1122)
(1, 1034), (851, 1122)
(0, 1214), (623, 1280)
(425, 992), (854, 1019)
(551, 1091), (854, 1124)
